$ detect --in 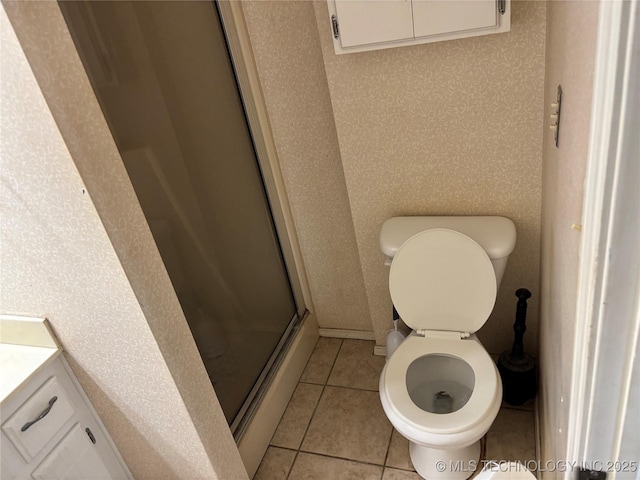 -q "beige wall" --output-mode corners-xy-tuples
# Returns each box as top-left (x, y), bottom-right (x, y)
(309, 1), (546, 353)
(242, 2), (546, 352)
(538, 1), (599, 473)
(1, 2), (248, 479)
(241, 1), (371, 332)
(315, 2), (546, 353)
